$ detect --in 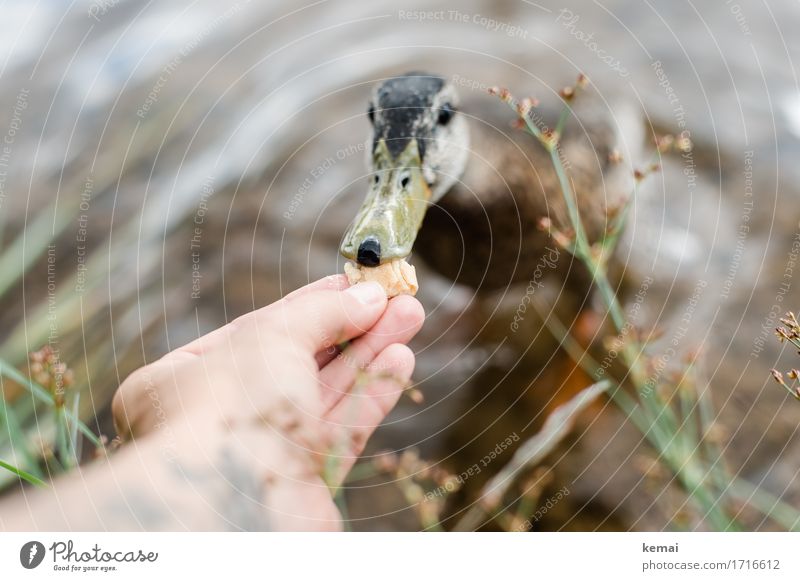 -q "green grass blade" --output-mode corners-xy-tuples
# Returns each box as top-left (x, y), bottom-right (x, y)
(0, 379), (45, 481)
(54, 406), (70, 471)
(0, 360), (101, 447)
(728, 477), (800, 531)
(0, 459), (47, 487)
(68, 393), (82, 463)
